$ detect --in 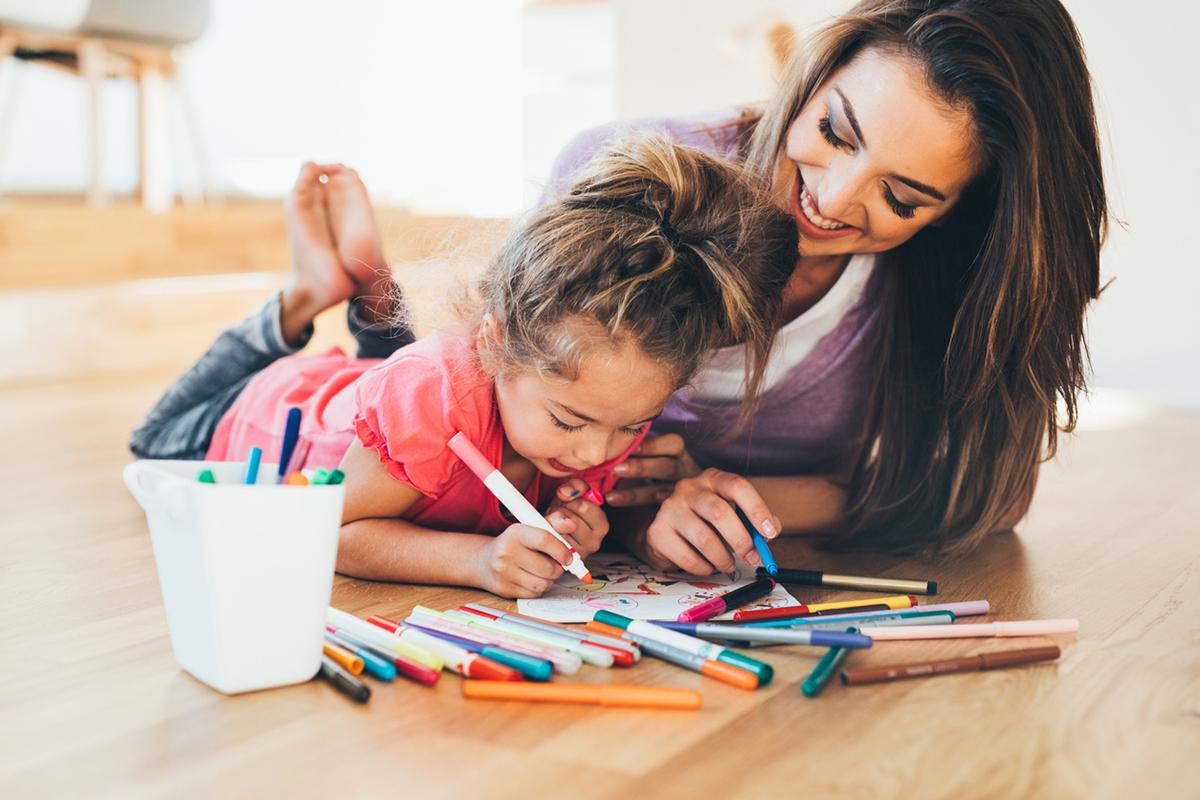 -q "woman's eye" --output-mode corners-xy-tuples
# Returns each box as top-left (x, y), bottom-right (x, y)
(620, 424), (647, 437)
(818, 115), (852, 151)
(549, 414), (584, 432)
(883, 184), (917, 219)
